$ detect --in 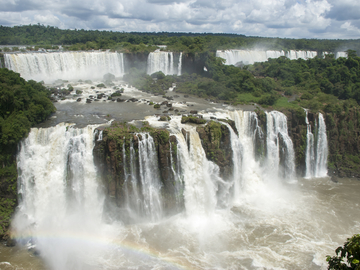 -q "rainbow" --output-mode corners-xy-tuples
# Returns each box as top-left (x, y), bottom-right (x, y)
(12, 230), (196, 270)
